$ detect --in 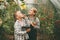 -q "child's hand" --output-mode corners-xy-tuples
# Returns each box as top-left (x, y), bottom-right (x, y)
(30, 22), (37, 27)
(26, 28), (31, 32)
(33, 22), (37, 25)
